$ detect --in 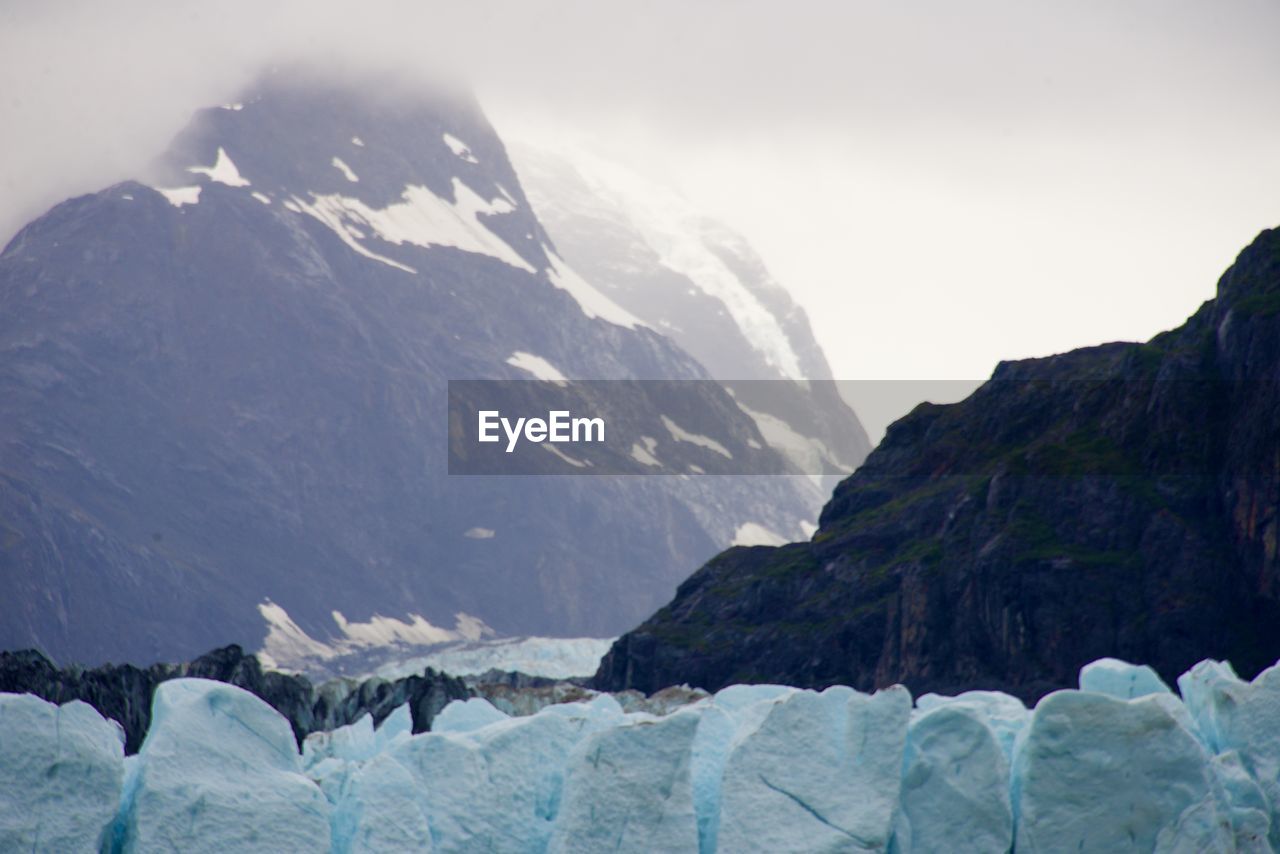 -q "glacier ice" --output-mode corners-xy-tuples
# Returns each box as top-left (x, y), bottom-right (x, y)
(302, 703), (413, 804)
(1213, 750), (1273, 851)
(1013, 689), (1233, 852)
(376, 702), (413, 746)
(390, 704), (618, 852)
(549, 709), (700, 853)
(717, 685), (911, 853)
(120, 678), (331, 853)
(332, 753), (433, 853)
(688, 703), (737, 853)
(1180, 659), (1280, 850)
(431, 696), (509, 733)
(303, 711), (377, 766)
(1080, 656), (1174, 699)
(0, 694), (124, 851)
(914, 689), (1029, 762)
(371, 637), (614, 686)
(895, 703), (1012, 853)
(7, 655), (1280, 851)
